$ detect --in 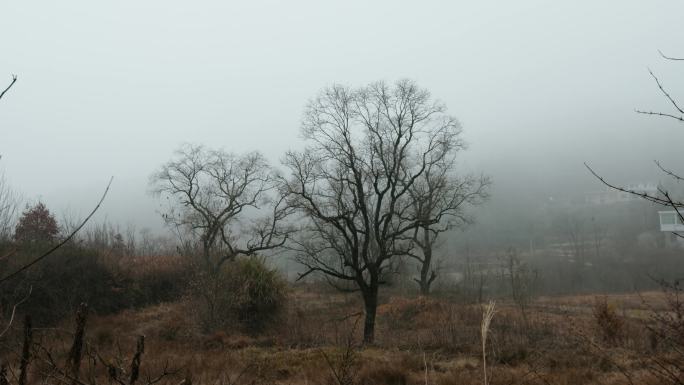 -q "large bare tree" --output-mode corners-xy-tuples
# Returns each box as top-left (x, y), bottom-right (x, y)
(407, 160), (490, 295)
(150, 144), (292, 274)
(283, 79), (467, 343)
